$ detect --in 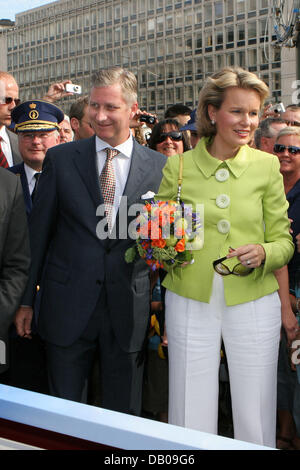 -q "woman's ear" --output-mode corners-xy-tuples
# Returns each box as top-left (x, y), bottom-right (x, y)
(207, 104), (216, 123)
